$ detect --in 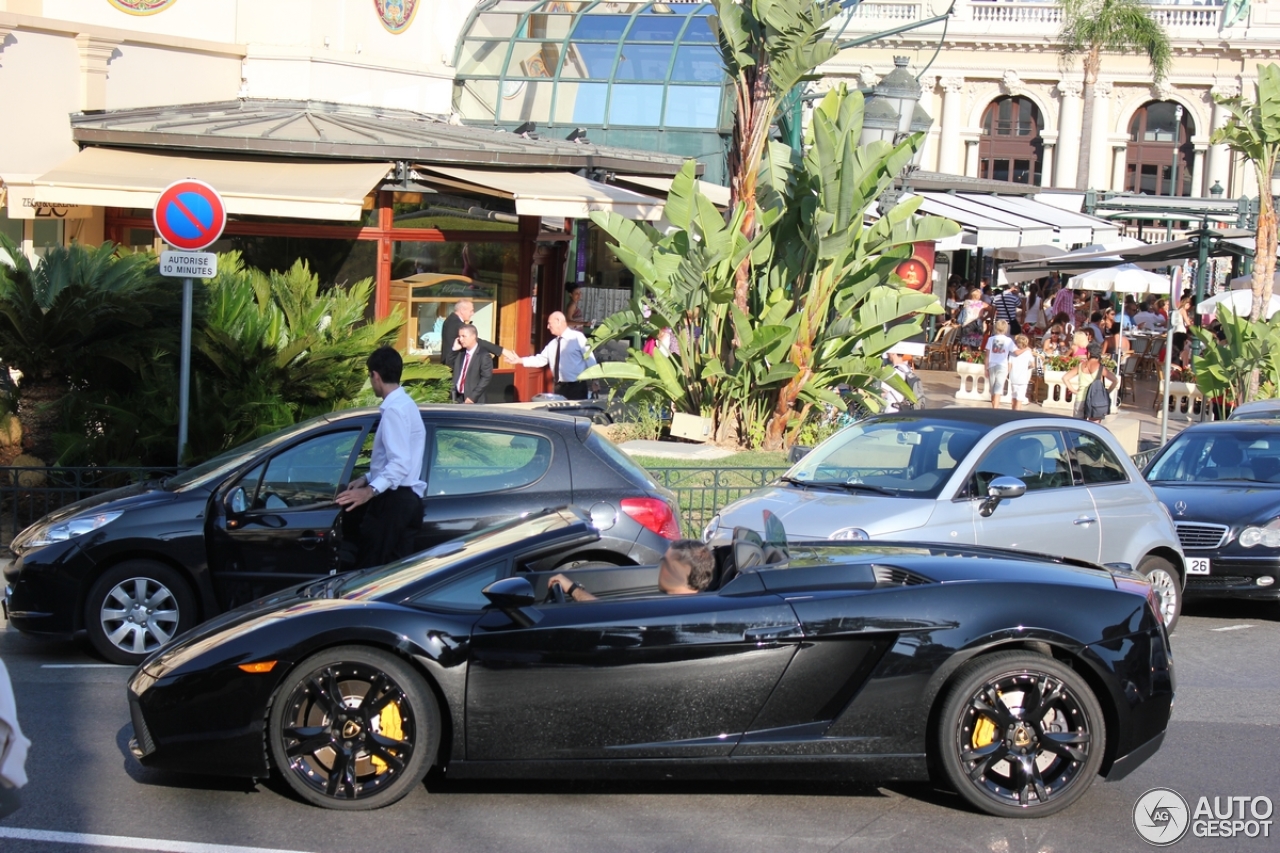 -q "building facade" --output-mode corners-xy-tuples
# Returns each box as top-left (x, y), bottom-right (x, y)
(827, 0), (1277, 201)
